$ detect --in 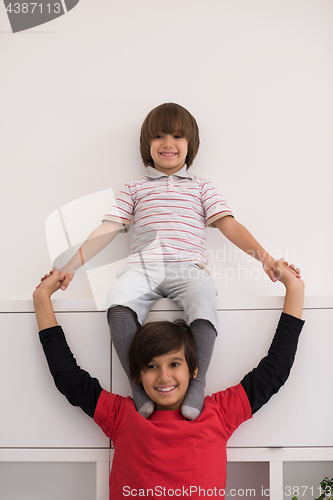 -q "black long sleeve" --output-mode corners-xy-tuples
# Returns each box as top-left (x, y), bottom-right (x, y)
(39, 326), (103, 418)
(241, 312), (304, 414)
